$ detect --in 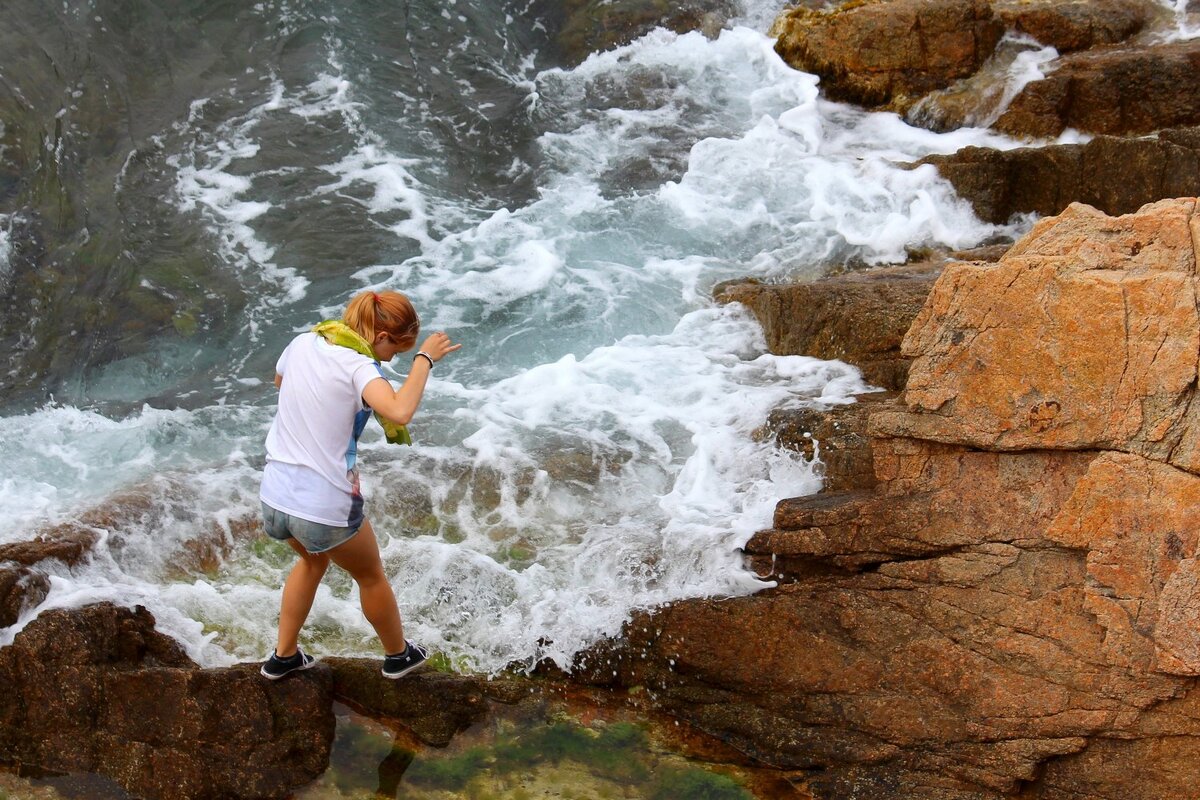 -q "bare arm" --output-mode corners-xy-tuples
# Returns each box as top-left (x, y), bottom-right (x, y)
(362, 364), (430, 425)
(274, 373), (283, 389)
(361, 332), (461, 425)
